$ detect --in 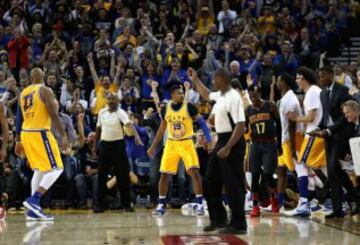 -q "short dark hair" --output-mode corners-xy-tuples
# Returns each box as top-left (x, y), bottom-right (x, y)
(279, 73), (294, 88)
(214, 68), (231, 83)
(170, 82), (184, 93)
(231, 78), (243, 91)
(297, 66), (317, 85)
(319, 66), (334, 75)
